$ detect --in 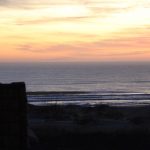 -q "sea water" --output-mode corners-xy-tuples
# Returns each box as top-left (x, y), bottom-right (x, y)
(1, 62), (150, 106)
